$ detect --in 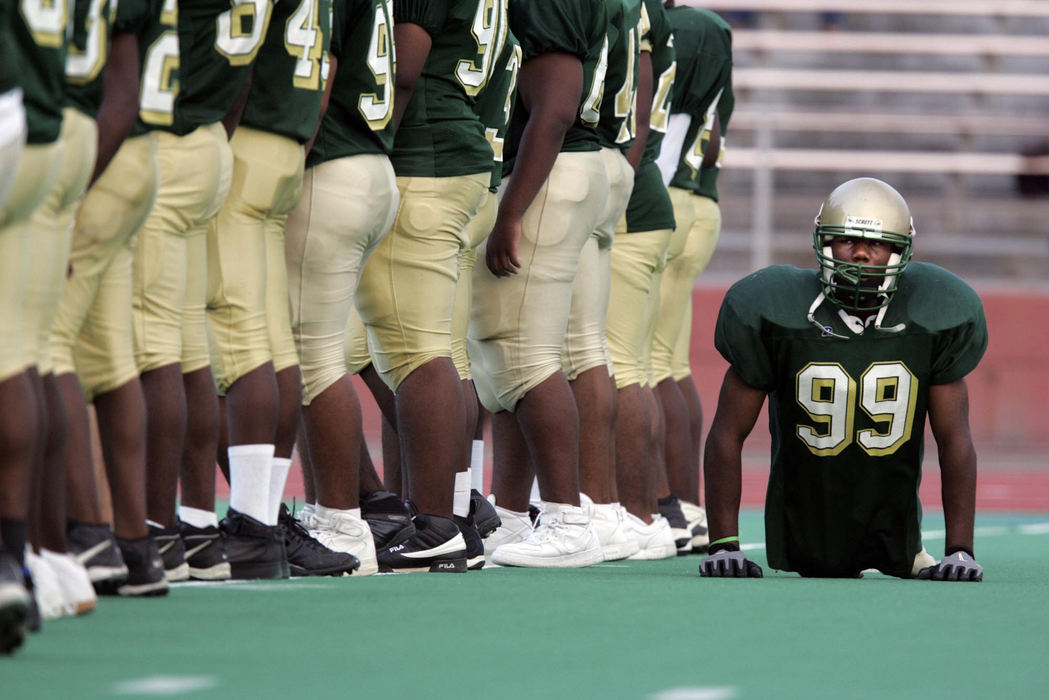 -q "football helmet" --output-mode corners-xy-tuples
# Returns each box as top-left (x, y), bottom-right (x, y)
(812, 177), (915, 312)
